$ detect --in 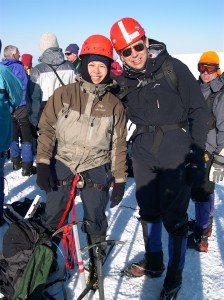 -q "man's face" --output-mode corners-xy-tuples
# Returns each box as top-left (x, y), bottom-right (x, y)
(119, 38), (148, 70)
(65, 52), (77, 63)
